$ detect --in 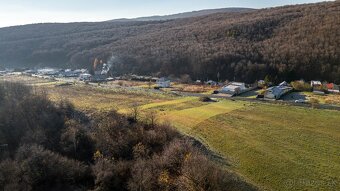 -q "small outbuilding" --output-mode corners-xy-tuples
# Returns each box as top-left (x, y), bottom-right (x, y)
(327, 83), (339, 93)
(79, 73), (92, 82)
(156, 77), (171, 88)
(220, 82), (247, 95)
(311, 81), (322, 89)
(205, 80), (217, 86)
